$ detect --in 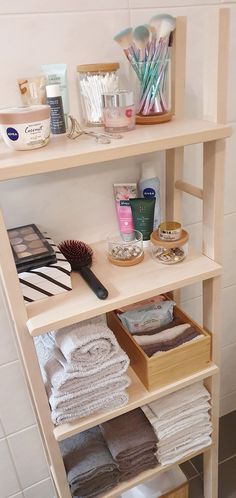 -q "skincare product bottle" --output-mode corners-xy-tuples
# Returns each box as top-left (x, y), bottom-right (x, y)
(129, 198), (155, 241)
(138, 161), (161, 230)
(42, 64), (69, 126)
(46, 84), (66, 135)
